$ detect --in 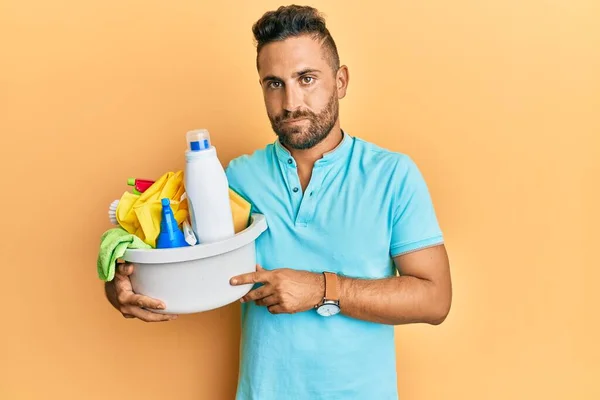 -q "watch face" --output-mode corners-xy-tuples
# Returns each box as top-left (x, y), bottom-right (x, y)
(317, 303), (340, 317)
